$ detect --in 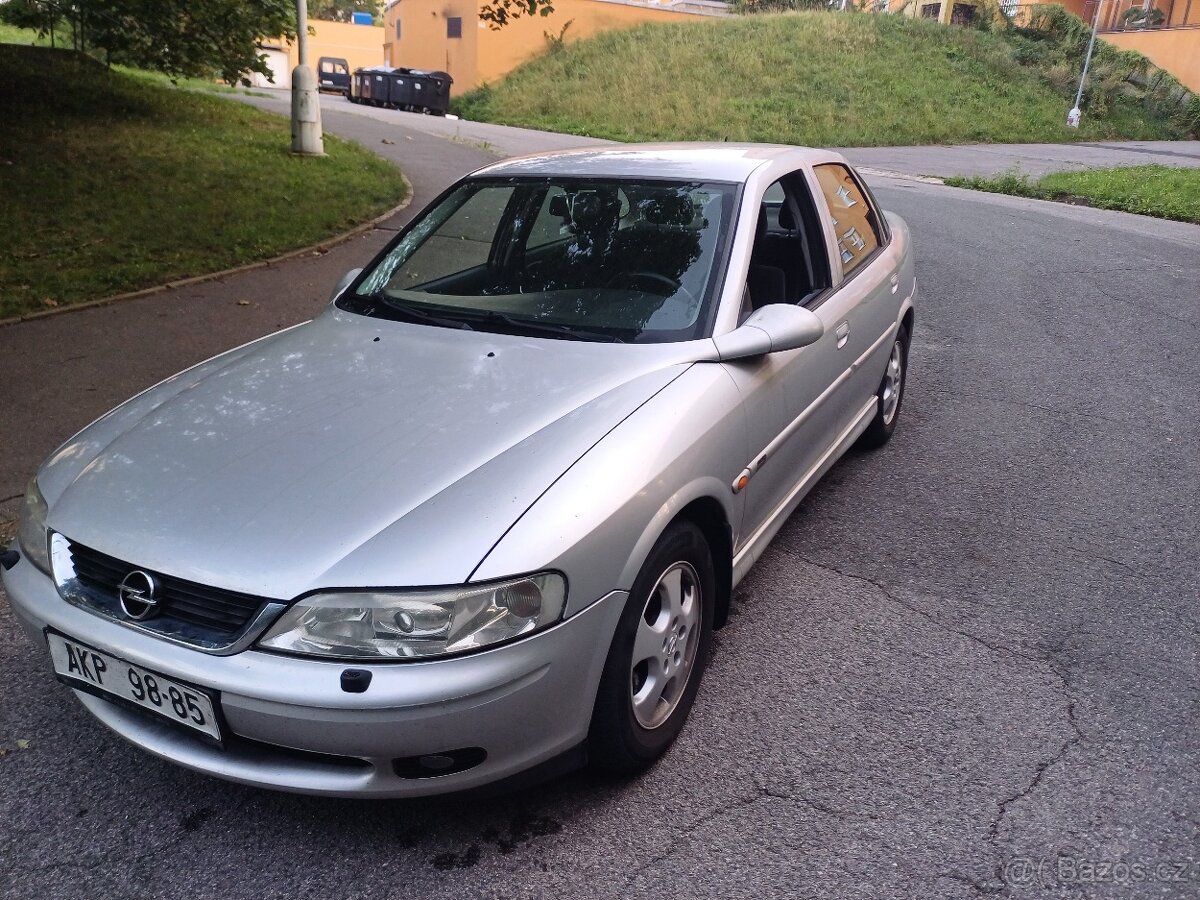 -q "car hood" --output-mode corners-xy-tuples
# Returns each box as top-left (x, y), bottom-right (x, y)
(42, 309), (699, 599)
